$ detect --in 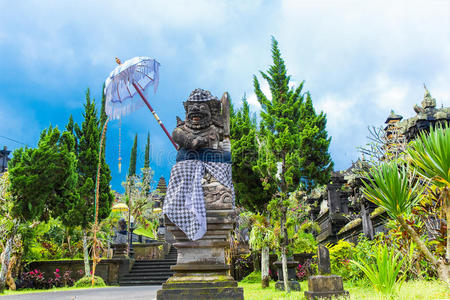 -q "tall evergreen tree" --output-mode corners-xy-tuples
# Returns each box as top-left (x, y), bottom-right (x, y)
(144, 132), (150, 169)
(128, 134), (138, 177)
(5, 126), (79, 291)
(299, 93), (333, 190)
(231, 97), (273, 213)
(253, 37), (333, 291)
(9, 126), (79, 223)
(71, 89), (113, 275)
(231, 96), (275, 286)
(143, 132), (151, 195)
